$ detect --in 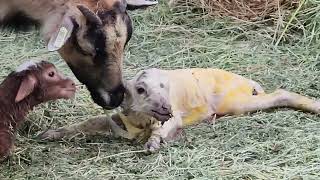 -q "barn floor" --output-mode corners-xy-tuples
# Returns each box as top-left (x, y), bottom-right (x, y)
(1, 1), (320, 179)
